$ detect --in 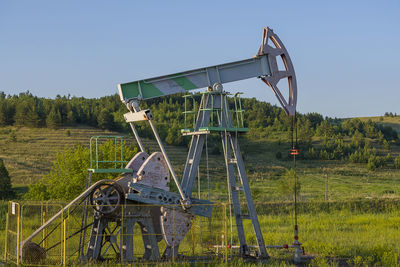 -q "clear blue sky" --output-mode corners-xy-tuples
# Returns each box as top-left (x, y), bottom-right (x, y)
(0, 0), (399, 118)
